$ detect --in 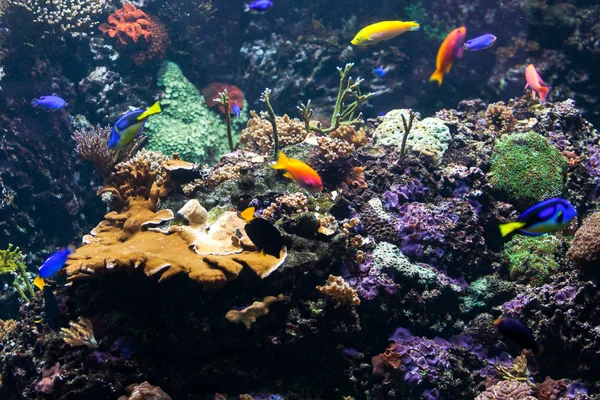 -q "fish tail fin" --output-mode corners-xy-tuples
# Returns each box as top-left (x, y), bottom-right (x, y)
(66, 244), (76, 254)
(31, 99), (39, 108)
(272, 151), (289, 170)
(240, 207), (255, 223)
(429, 70), (444, 86)
(408, 22), (420, 31)
(138, 101), (162, 120)
(524, 82), (530, 90)
(499, 221), (527, 237)
(243, 3), (250, 12)
(33, 276), (45, 290)
(538, 86), (550, 103)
